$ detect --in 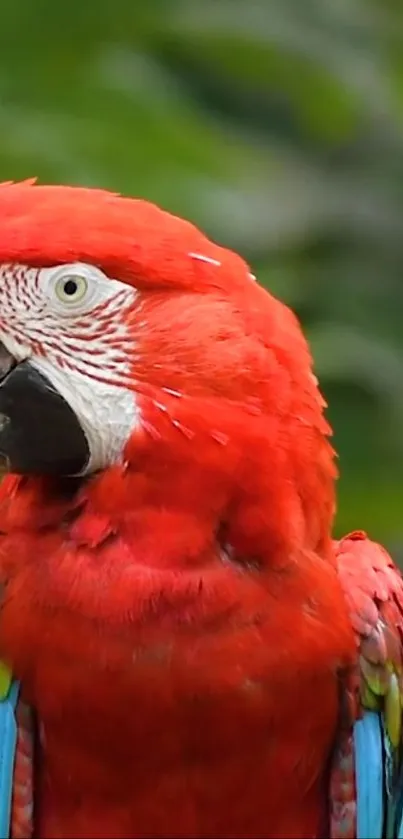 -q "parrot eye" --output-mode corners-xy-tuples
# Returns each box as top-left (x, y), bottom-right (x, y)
(54, 274), (88, 305)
